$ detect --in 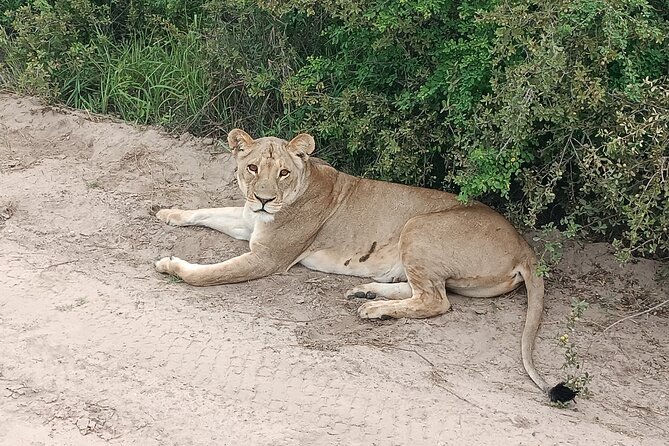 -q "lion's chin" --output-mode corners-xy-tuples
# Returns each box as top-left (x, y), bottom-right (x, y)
(253, 210), (276, 223)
